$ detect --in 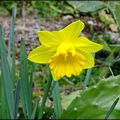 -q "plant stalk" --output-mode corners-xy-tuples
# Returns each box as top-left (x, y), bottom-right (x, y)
(52, 81), (62, 119)
(38, 71), (52, 119)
